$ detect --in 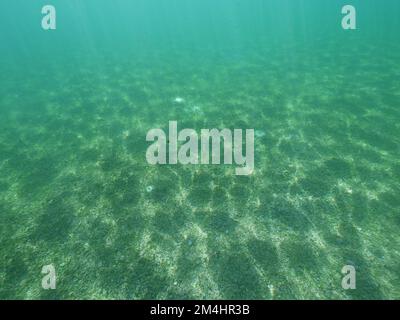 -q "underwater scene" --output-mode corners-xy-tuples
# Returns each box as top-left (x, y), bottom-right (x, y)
(0, 0), (399, 300)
